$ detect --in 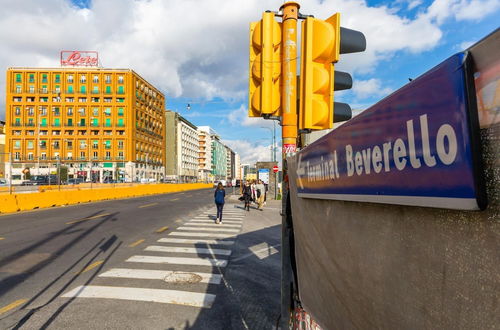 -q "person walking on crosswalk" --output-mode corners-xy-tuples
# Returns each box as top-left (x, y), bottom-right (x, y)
(214, 182), (226, 224)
